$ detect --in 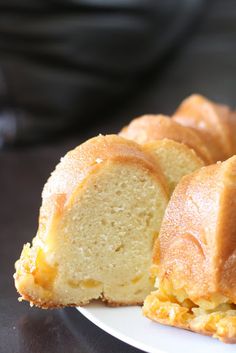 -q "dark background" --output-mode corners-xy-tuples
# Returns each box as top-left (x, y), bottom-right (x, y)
(1, 0), (236, 352)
